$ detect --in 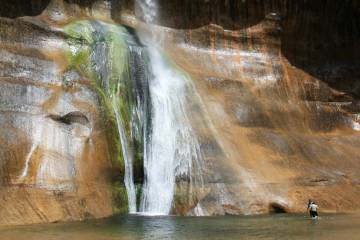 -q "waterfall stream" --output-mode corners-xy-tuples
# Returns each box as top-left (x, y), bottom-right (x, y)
(134, 0), (205, 214)
(139, 43), (203, 215)
(112, 100), (137, 213)
(136, 0), (158, 23)
(65, 20), (204, 215)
